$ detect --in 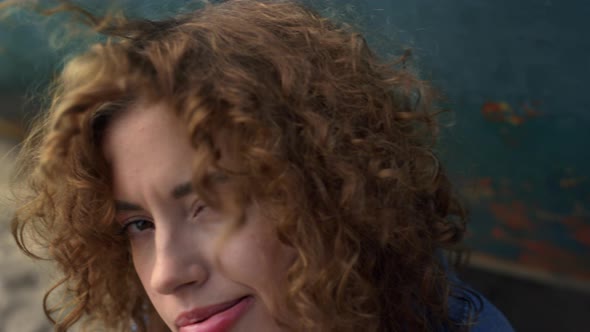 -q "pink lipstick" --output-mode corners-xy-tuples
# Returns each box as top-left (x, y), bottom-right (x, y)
(176, 296), (254, 332)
